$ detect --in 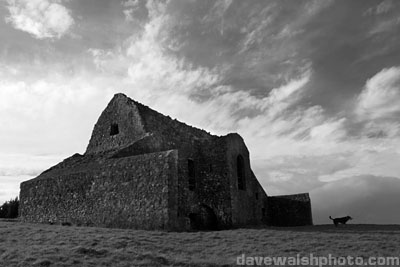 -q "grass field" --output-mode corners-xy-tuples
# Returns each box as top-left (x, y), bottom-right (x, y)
(0, 220), (399, 266)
